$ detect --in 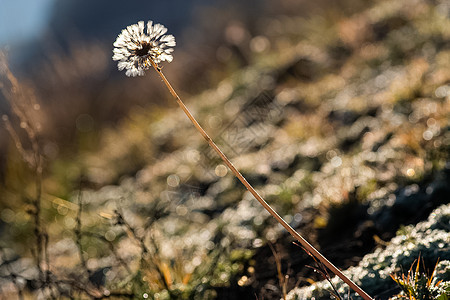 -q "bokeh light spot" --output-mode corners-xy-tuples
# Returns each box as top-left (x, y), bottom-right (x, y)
(105, 230), (116, 241)
(215, 164), (228, 177)
(167, 174), (180, 187)
(1, 209), (15, 223)
(76, 114), (94, 132)
(250, 36), (270, 53)
(422, 130), (433, 141)
(331, 156), (342, 168)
